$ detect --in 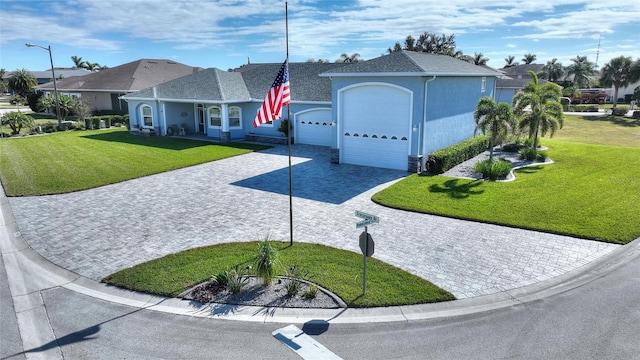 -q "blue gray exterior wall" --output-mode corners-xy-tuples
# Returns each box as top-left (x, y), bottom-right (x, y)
(495, 87), (516, 105)
(423, 76), (496, 154)
(127, 99), (328, 139)
(328, 75), (497, 158)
